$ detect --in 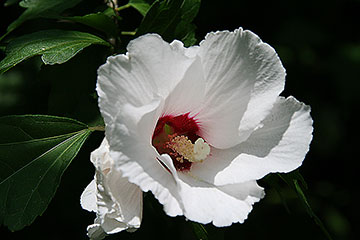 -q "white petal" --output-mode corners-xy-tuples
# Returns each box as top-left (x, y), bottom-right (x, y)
(96, 53), (153, 130)
(157, 154), (264, 226)
(126, 34), (195, 99)
(190, 96), (313, 185)
(107, 167), (143, 228)
(90, 138), (112, 171)
(162, 56), (206, 116)
(178, 174), (264, 226)
(108, 100), (183, 217)
(80, 180), (97, 212)
(113, 149), (183, 217)
(83, 139), (143, 238)
(116, 98), (163, 146)
(170, 39), (200, 58)
(97, 34), (196, 134)
(87, 223), (107, 240)
(196, 28), (286, 148)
